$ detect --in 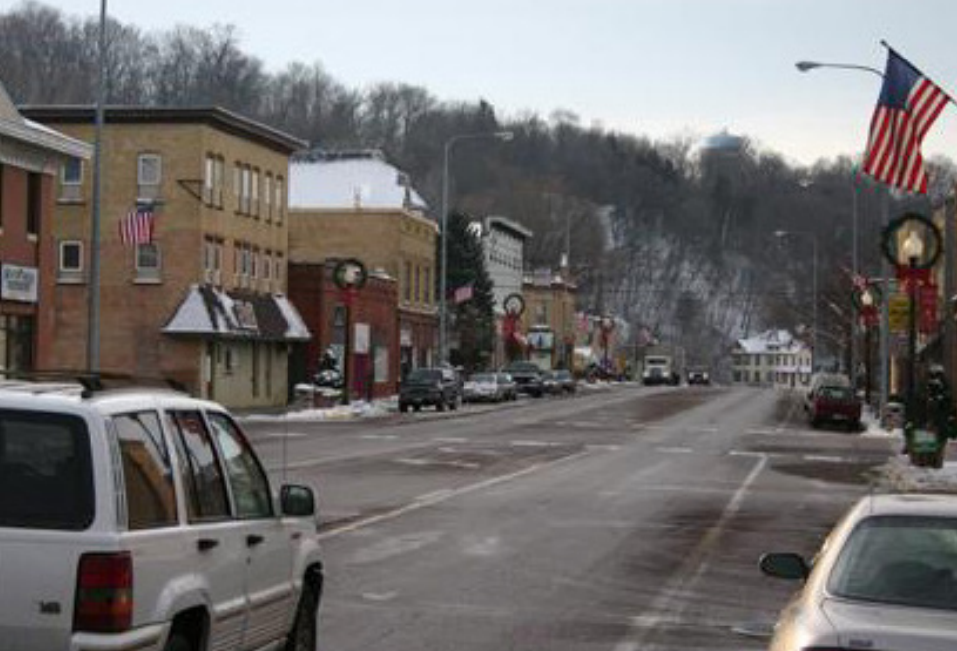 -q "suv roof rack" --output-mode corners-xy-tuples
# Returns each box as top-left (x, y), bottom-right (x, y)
(0, 370), (188, 399)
